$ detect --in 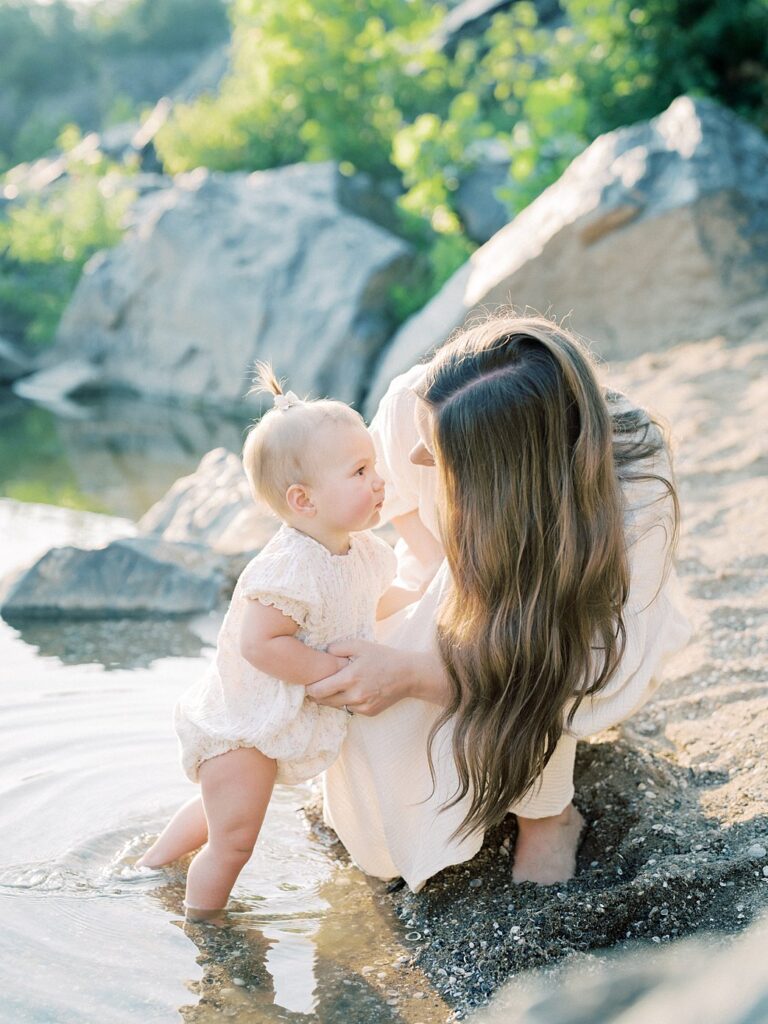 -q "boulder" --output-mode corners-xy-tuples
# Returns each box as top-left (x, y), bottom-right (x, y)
(50, 162), (413, 409)
(364, 96), (768, 417)
(477, 915), (768, 1024)
(0, 536), (226, 620)
(138, 447), (277, 555)
(454, 138), (513, 244)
